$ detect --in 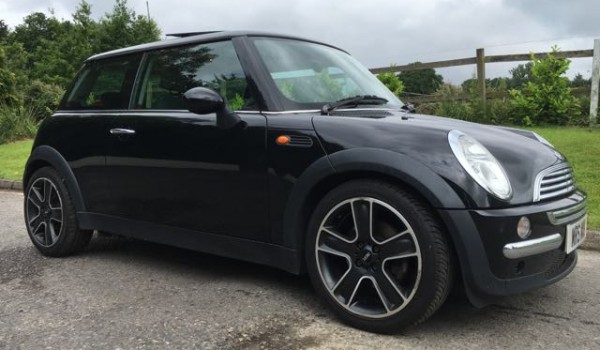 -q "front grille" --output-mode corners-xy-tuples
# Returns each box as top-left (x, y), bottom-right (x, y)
(534, 164), (575, 202)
